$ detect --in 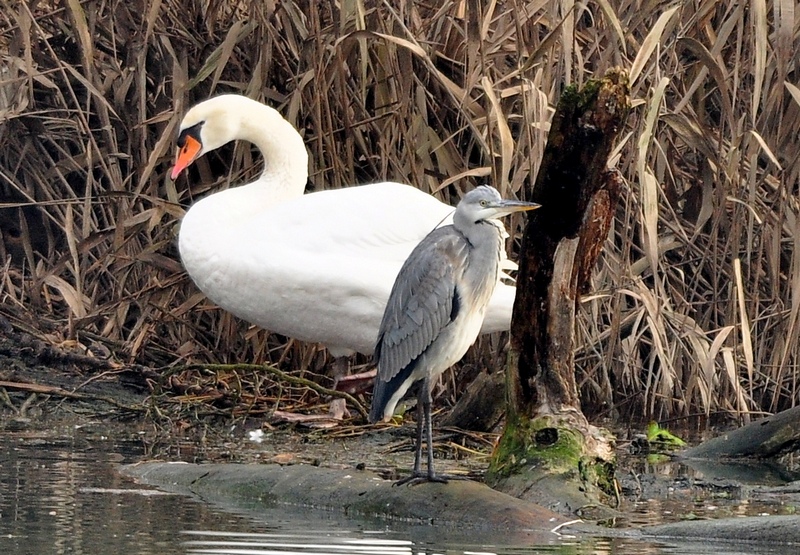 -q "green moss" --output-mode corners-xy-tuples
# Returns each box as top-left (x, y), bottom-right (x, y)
(579, 456), (617, 499)
(487, 414), (583, 479)
(577, 79), (602, 110)
(559, 83), (582, 108)
(646, 421), (687, 452)
(487, 413), (618, 503)
(558, 79), (602, 114)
